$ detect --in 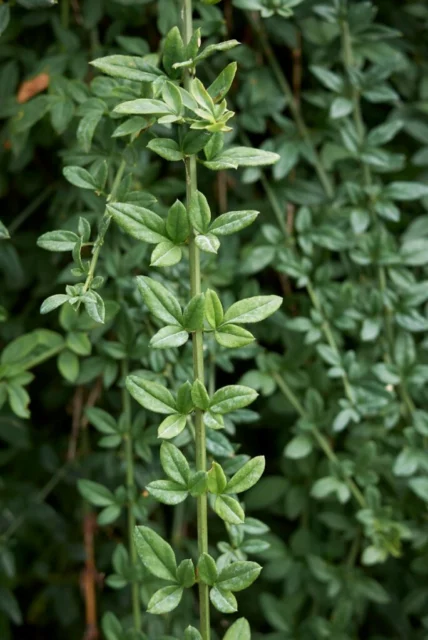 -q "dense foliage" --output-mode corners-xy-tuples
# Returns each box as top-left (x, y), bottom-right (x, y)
(2, 0), (428, 638)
